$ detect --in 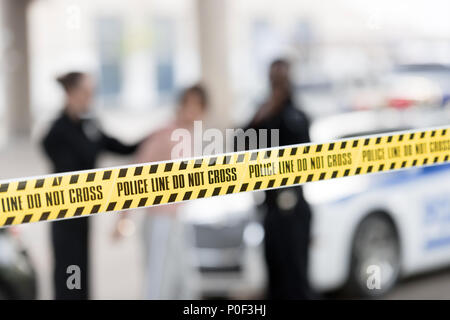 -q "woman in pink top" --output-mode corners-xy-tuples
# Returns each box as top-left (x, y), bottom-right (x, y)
(115, 85), (208, 299)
